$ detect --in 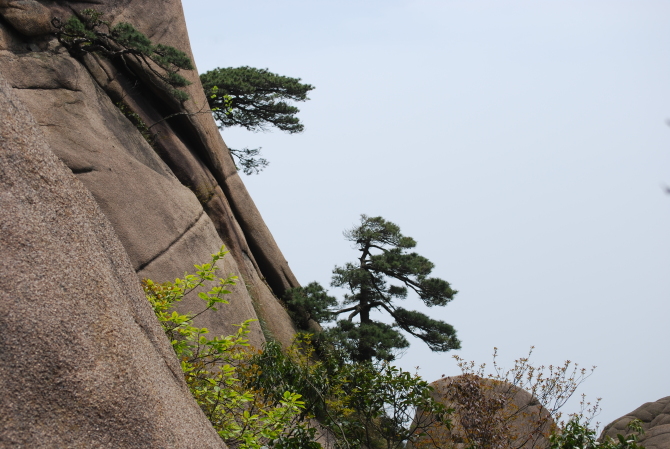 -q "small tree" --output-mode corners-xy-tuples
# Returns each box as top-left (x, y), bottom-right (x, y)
(286, 215), (460, 363)
(52, 9), (194, 102)
(200, 66), (314, 174)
